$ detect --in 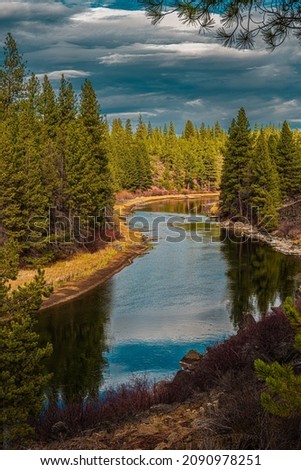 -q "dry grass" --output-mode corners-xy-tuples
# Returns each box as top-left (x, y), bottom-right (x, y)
(9, 243), (126, 291)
